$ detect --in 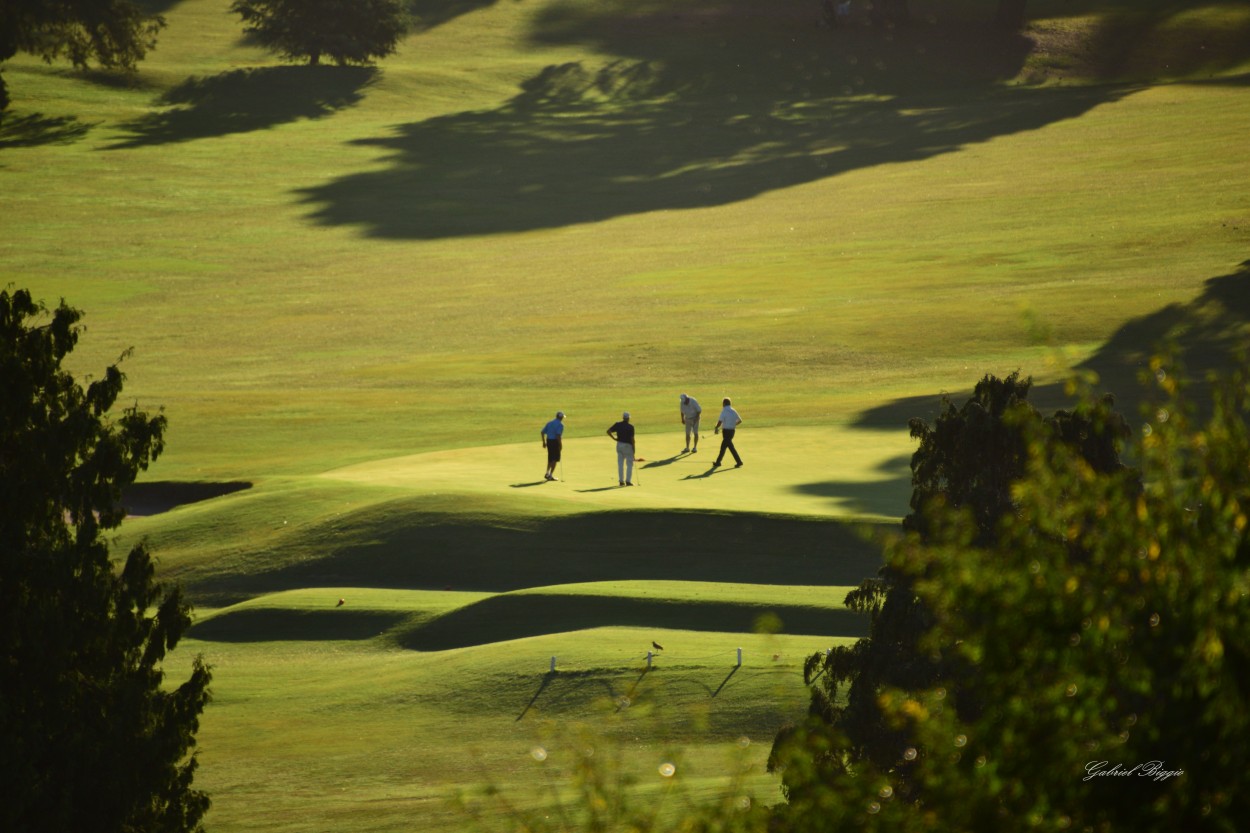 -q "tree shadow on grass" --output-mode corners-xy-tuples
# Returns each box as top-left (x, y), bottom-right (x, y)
(295, 1), (1133, 239)
(791, 453), (912, 517)
(851, 259), (1250, 431)
(0, 113), (95, 148)
(407, 0), (506, 32)
(106, 66), (377, 149)
(190, 607), (408, 642)
(123, 480), (252, 516)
